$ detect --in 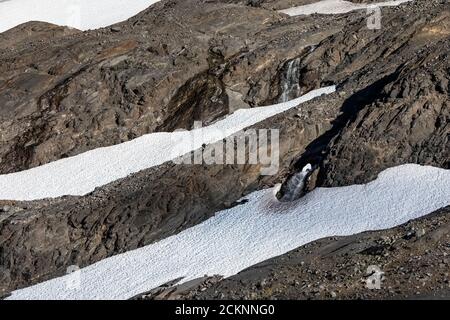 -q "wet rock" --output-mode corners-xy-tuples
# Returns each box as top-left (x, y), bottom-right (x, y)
(0, 0), (449, 299)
